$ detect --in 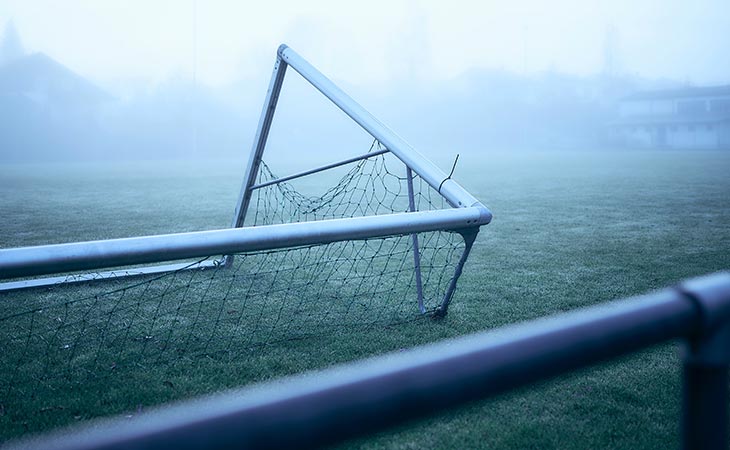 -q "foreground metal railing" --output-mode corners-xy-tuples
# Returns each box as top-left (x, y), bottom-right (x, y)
(8, 272), (730, 450)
